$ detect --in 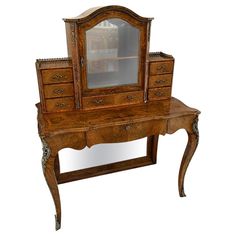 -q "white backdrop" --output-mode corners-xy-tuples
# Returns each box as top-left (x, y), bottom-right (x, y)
(1, 0), (236, 235)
